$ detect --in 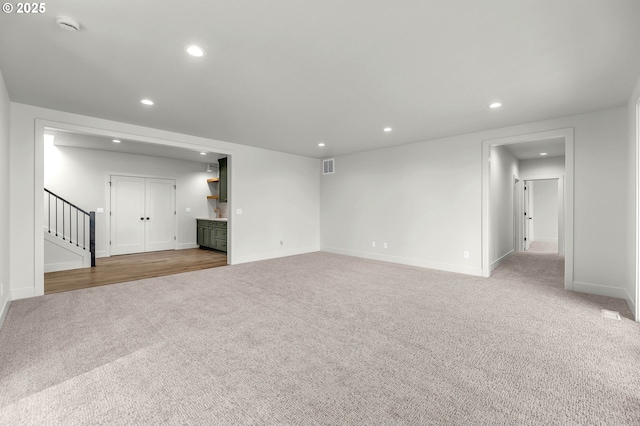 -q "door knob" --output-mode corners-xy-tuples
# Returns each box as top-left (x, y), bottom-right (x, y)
(140, 217), (144, 220)
(146, 217), (150, 220)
